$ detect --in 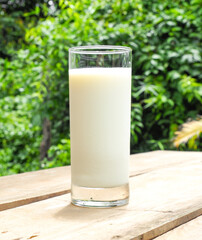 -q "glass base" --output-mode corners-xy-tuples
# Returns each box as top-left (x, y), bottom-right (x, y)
(71, 183), (129, 208)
